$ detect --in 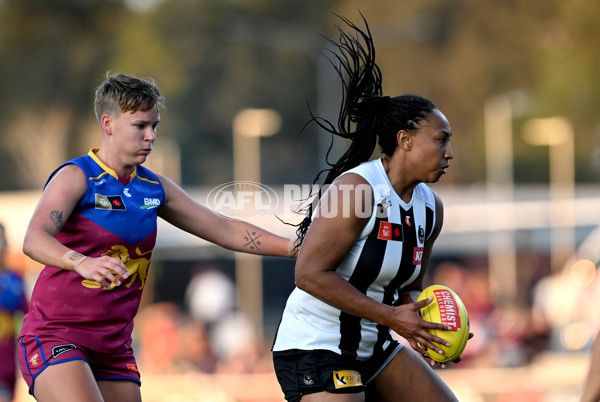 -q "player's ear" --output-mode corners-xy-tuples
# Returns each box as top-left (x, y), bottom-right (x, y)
(397, 130), (412, 150)
(101, 114), (113, 135)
